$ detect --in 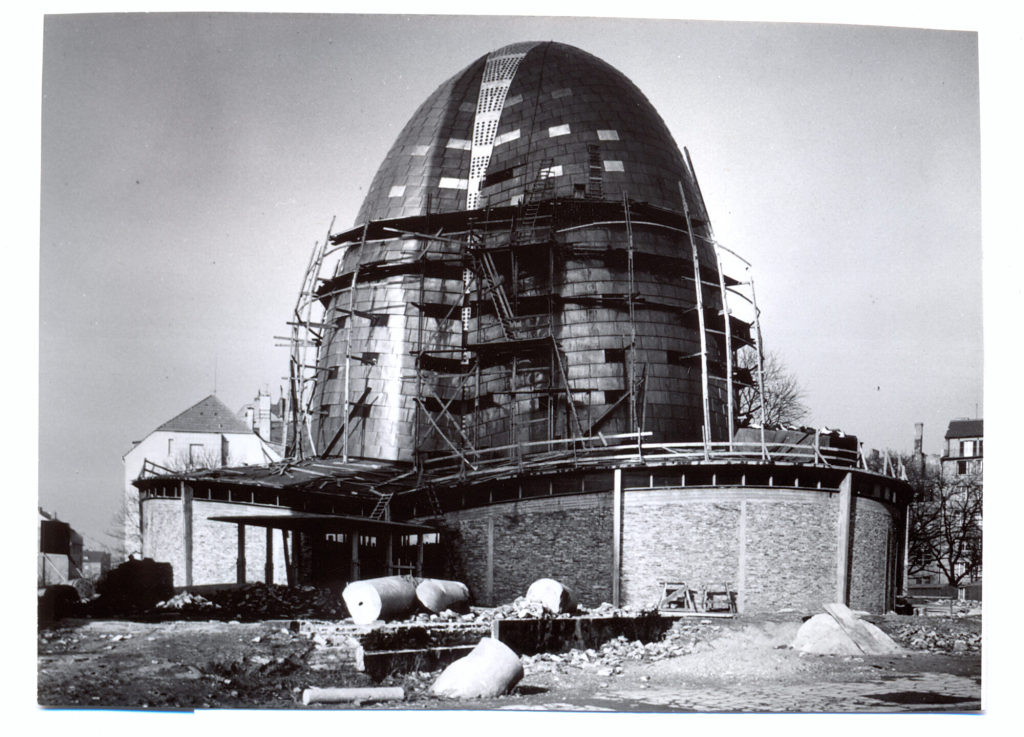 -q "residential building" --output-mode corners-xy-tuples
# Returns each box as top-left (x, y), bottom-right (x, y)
(941, 419), (983, 479)
(122, 394), (282, 562)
